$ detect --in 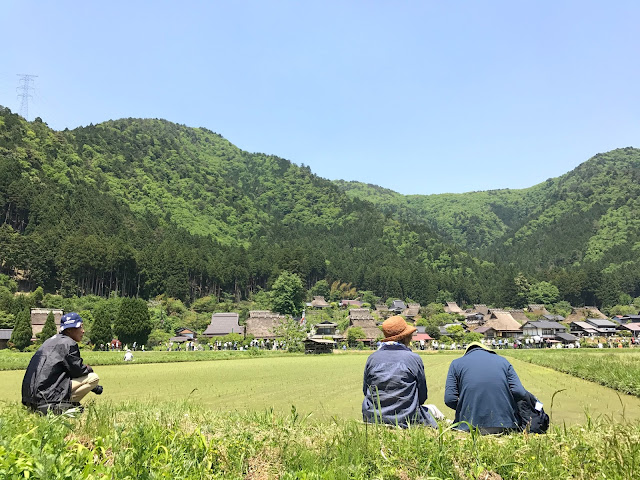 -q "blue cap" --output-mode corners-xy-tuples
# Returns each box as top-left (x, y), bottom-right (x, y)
(60, 312), (83, 331)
